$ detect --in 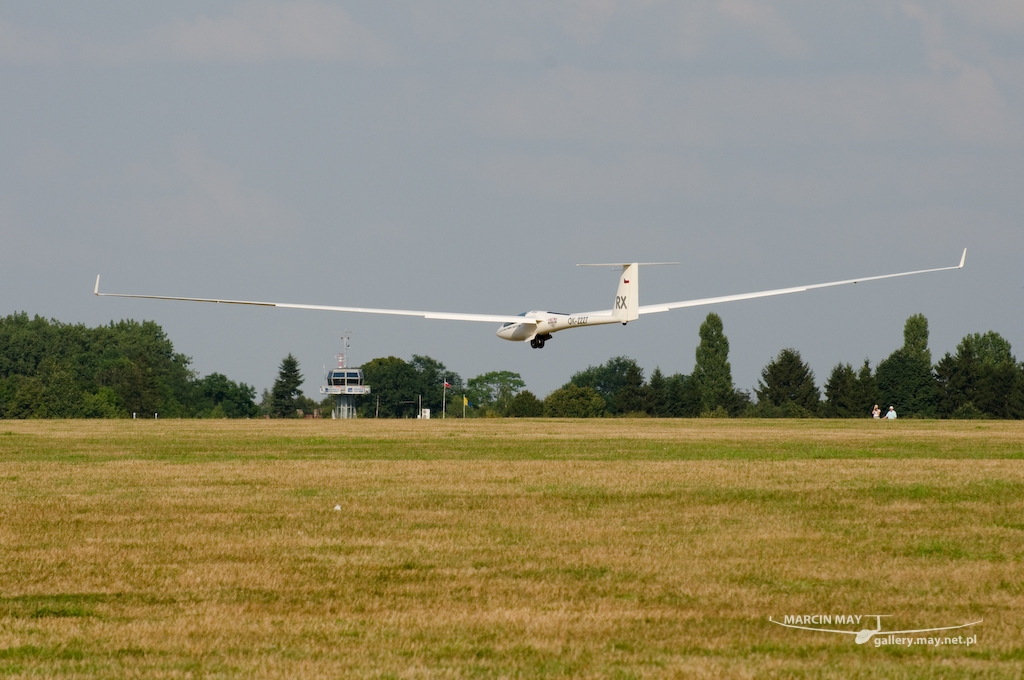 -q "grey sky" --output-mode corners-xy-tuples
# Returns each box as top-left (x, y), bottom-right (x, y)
(2, 1), (1021, 400)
